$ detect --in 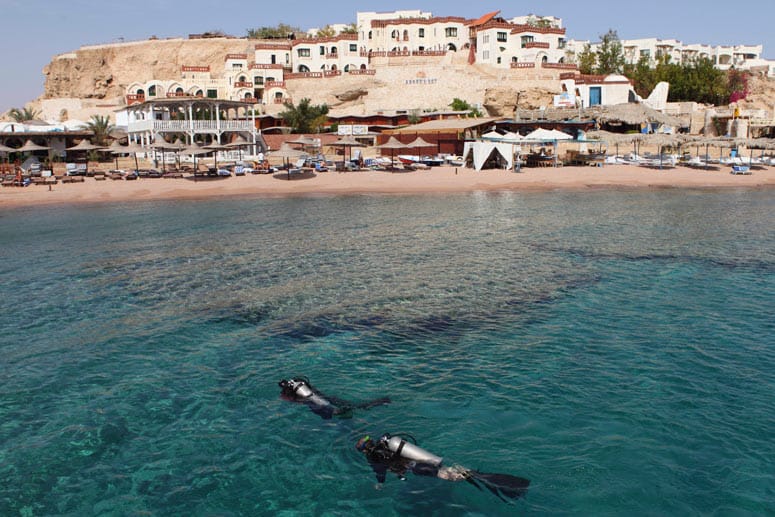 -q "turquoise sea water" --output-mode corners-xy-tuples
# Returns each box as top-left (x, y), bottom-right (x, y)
(1, 190), (773, 516)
